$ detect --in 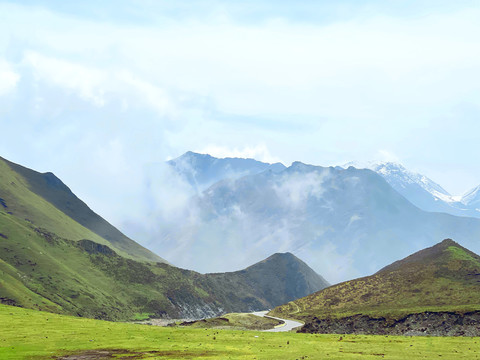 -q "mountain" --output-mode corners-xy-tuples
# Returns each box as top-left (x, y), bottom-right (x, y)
(154, 160), (480, 283)
(0, 220), (326, 320)
(271, 239), (480, 335)
(345, 161), (480, 218)
(167, 151), (286, 193)
(0, 156), (164, 262)
(208, 252), (329, 308)
(462, 185), (480, 209)
(0, 155), (326, 320)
